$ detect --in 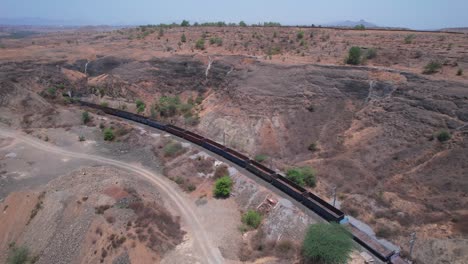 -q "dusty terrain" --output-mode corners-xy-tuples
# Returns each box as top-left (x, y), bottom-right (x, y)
(0, 25), (467, 263)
